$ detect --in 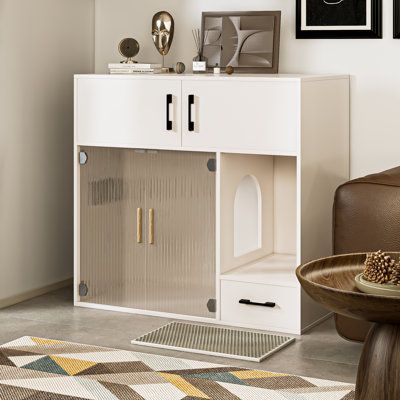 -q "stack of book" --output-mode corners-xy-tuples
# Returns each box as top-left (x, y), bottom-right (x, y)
(108, 63), (162, 74)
